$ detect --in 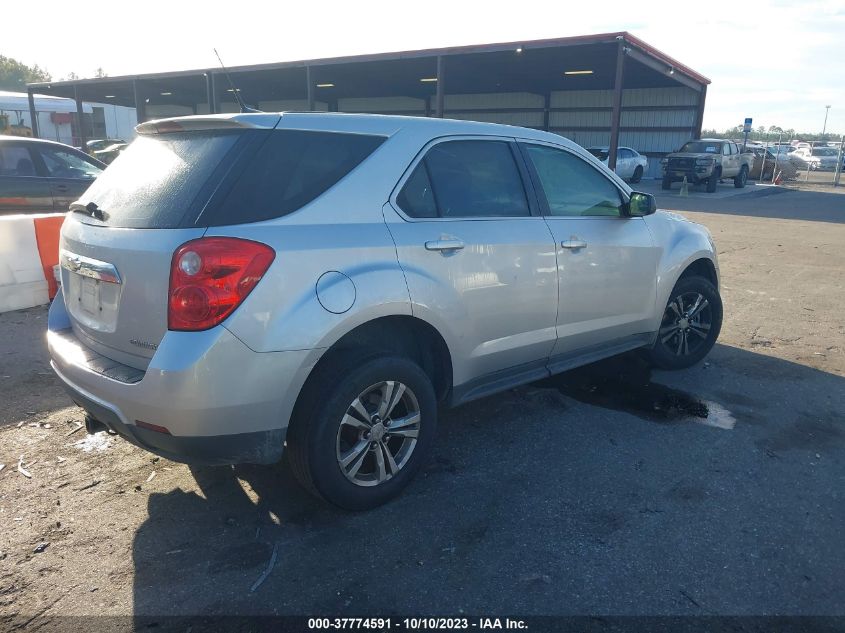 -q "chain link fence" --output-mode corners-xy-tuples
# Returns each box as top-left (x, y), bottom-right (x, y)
(744, 136), (844, 187)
